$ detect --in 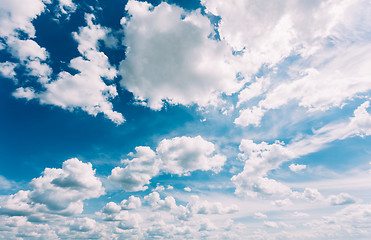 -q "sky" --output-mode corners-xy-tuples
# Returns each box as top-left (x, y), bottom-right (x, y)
(0, 0), (371, 239)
